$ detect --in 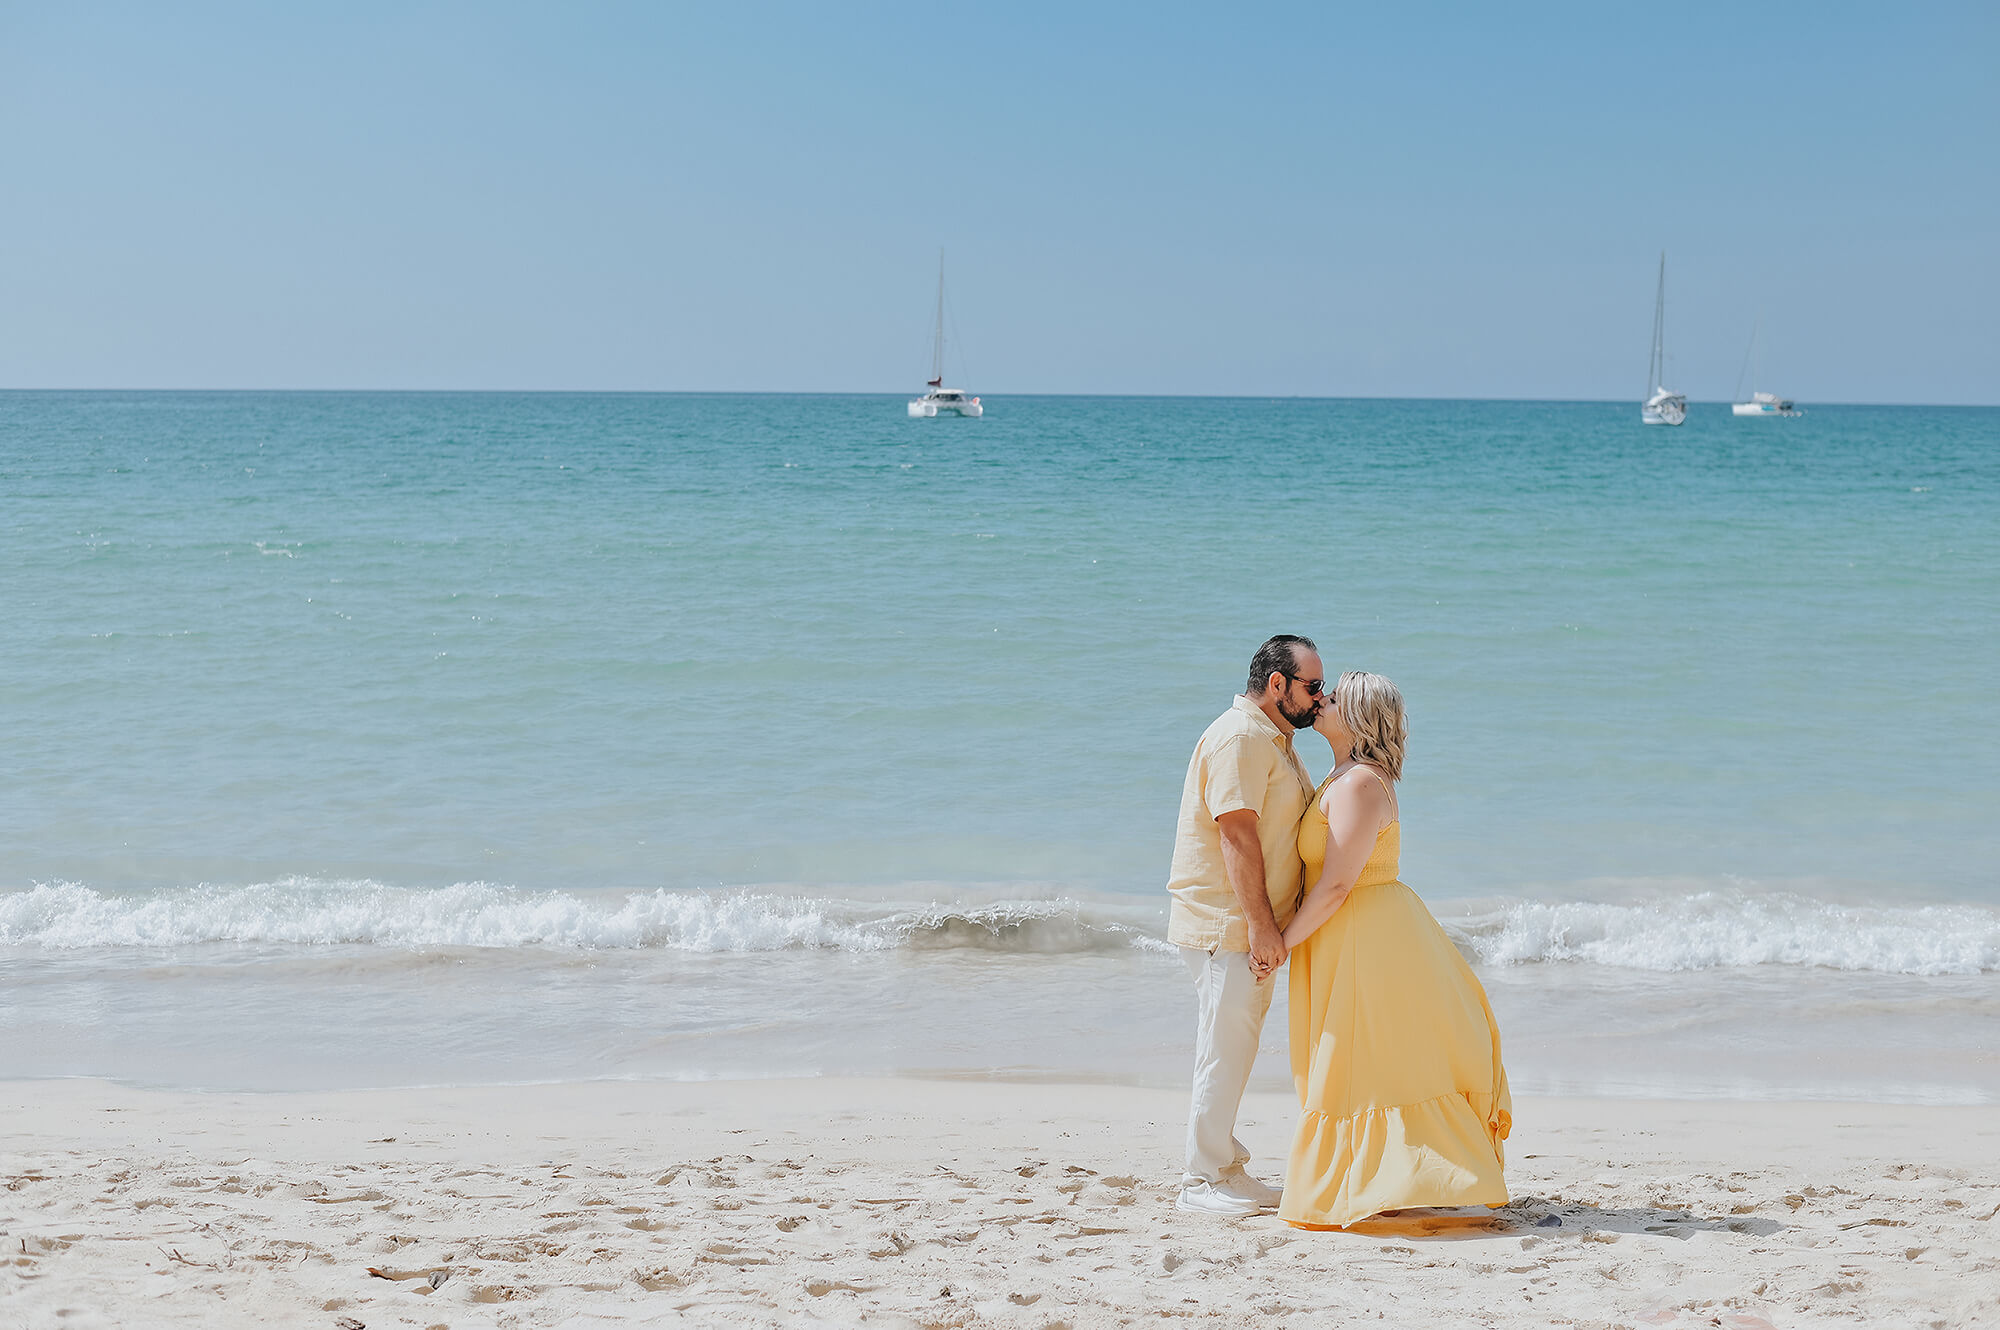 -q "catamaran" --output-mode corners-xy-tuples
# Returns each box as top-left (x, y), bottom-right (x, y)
(1642, 252), (1686, 426)
(908, 253), (982, 418)
(1731, 316), (1801, 416)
